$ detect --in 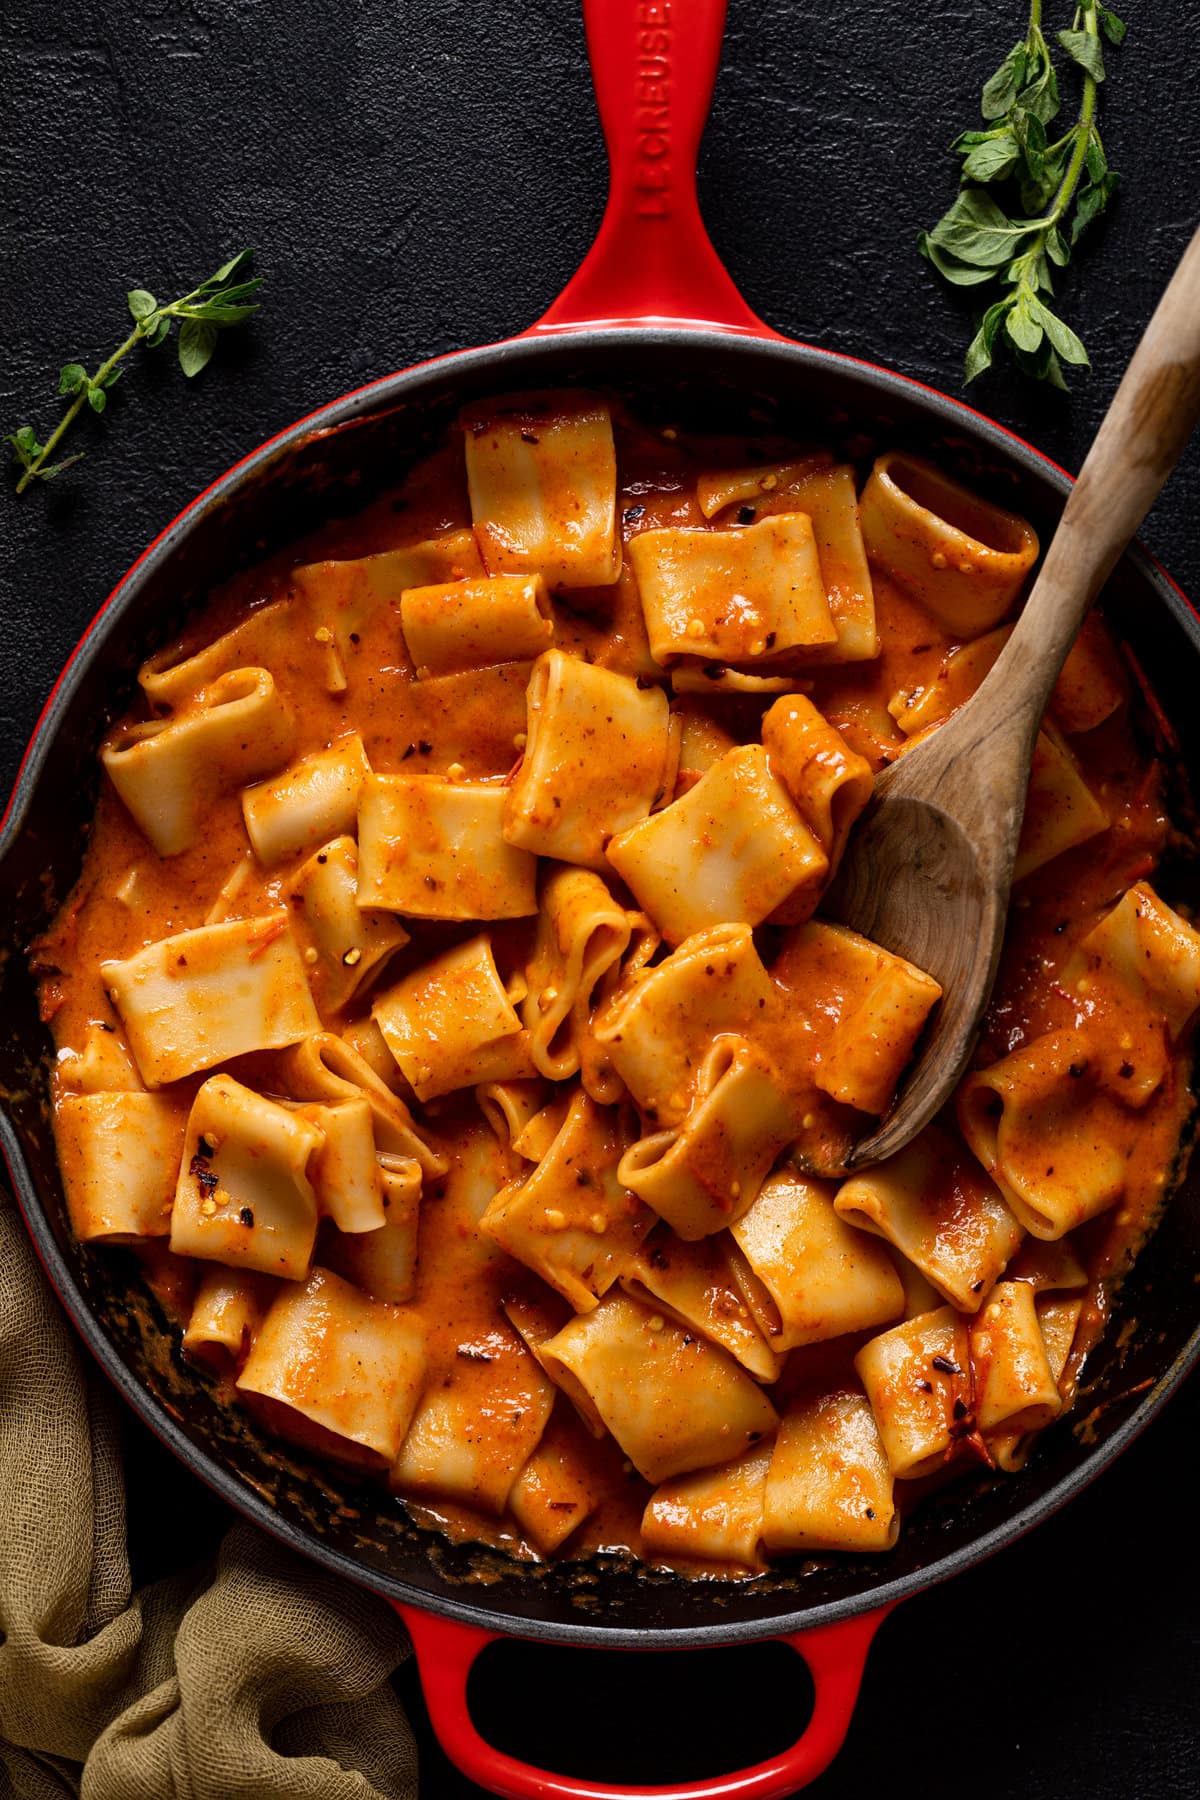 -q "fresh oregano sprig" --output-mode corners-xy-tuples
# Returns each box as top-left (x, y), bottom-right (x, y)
(918, 1), (1125, 387)
(7, 250), (262, 493)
